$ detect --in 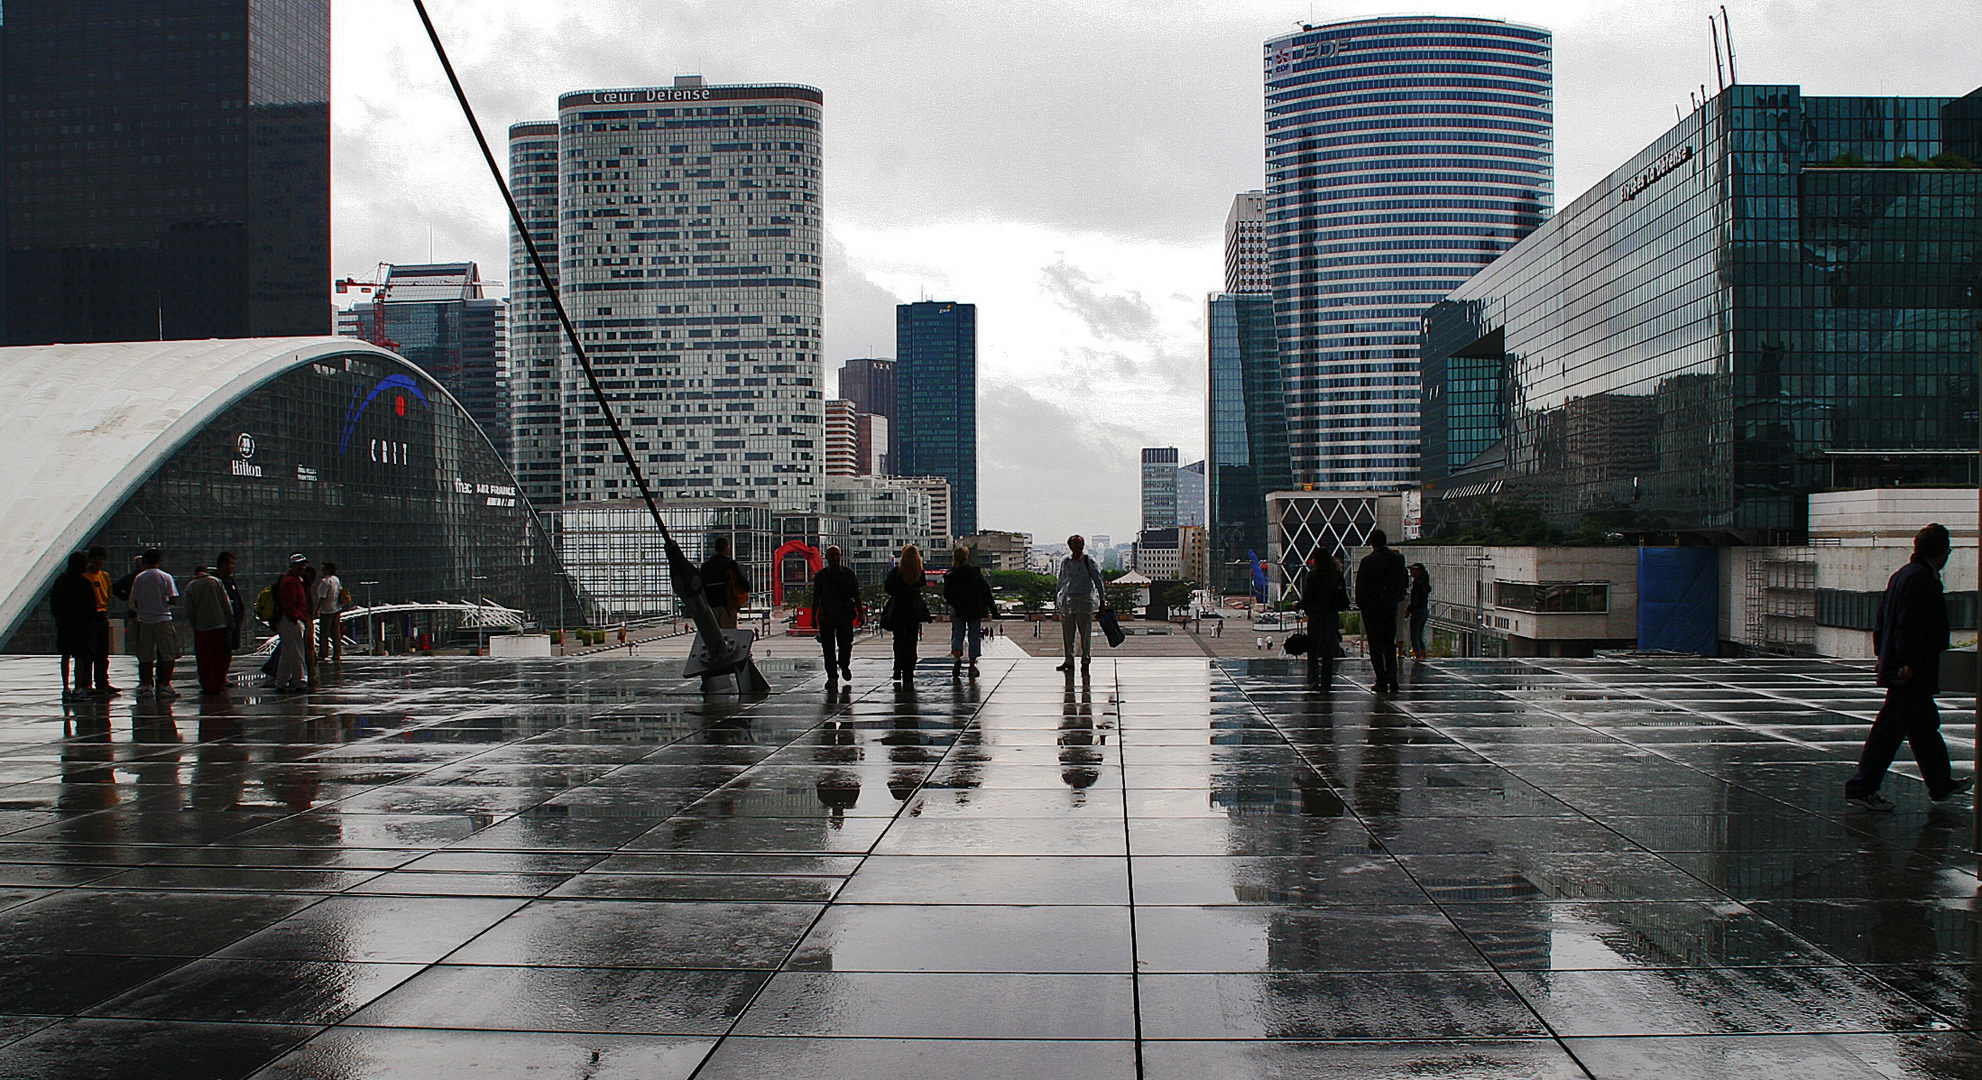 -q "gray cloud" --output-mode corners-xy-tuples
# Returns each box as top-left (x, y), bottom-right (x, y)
(979, 379), (1148, 541)
(1039, 260), (1161, 342)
